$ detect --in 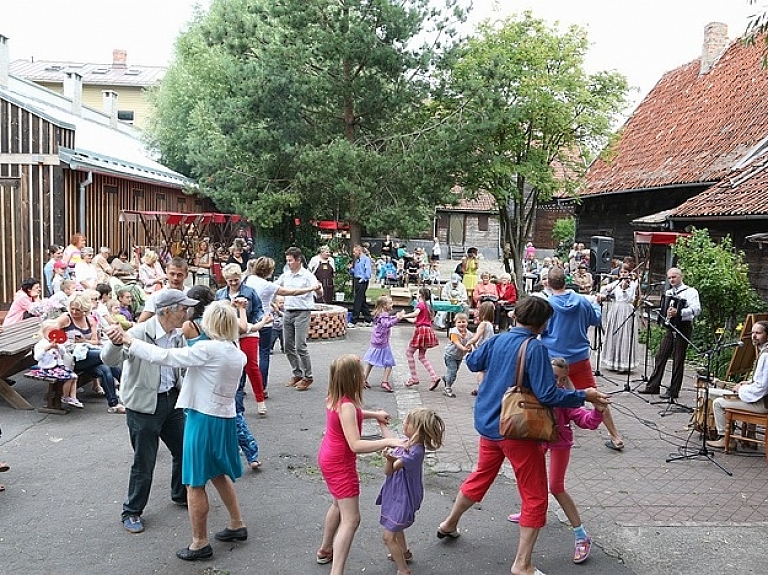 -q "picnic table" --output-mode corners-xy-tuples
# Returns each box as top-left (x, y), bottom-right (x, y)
(0, 316), (42, 410)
